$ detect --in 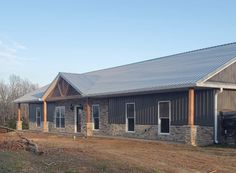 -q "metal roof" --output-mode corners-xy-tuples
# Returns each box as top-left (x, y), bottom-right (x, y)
(14, 85), (49, 103)
(15, 42), (236, 103)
